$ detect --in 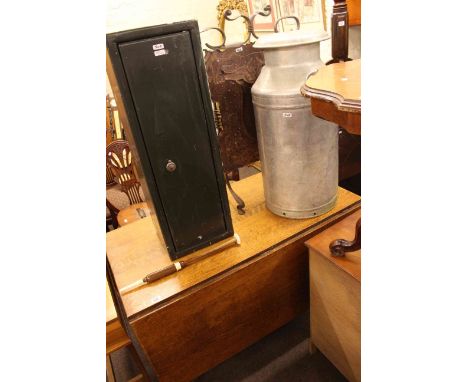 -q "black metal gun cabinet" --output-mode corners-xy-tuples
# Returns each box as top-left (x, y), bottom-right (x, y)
(106, 20), (233, 260)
